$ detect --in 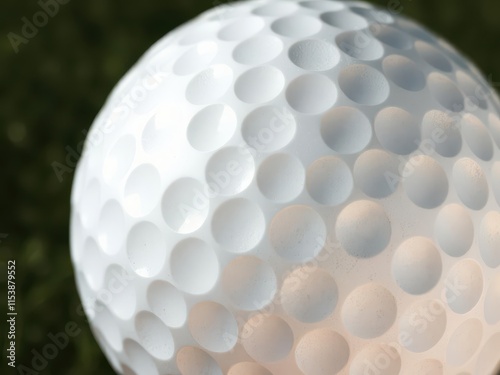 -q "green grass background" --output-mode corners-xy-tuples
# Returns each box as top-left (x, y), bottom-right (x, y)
(0, 0), (499, 373)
